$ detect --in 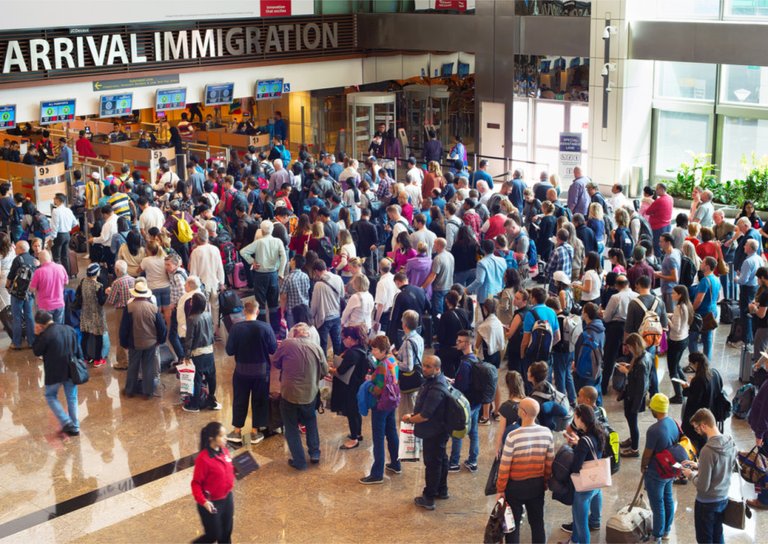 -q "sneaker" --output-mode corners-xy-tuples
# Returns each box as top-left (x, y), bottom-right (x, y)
(436, 492), (450, 500)
(619, 438), (632, 448)
(182, 405), (200, 413)
(359, 475), (384, 485)
(478, 417), (491, 426)
(93, 359), (106, 368)
(62, 424), (80, 437)
(208, 402), (222, 411)
(226, 430), (243, 444)
(673, 476), (688, 485)
(661, 535), (671, 542)
(668, 395), (683, 405)
(463, 460), (478, 473)
(589, 524), (600, 531)
(250, 431), (265, 444)
(447, 464), (461, 472)
(414, 496), (436, 510)
(299, 424), (306, 434)
(620, 447), (639, 458)
(386, 463), (402, 474)
(561, 523), (573, 534)
(287, 459), (306, 471)
(491, 412), (501, 422)
(9, 345), (24, 351)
